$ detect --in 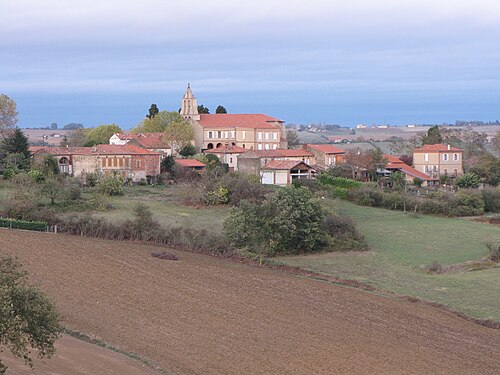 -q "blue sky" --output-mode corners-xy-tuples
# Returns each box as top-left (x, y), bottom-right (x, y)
(1, 0), (499, 129)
